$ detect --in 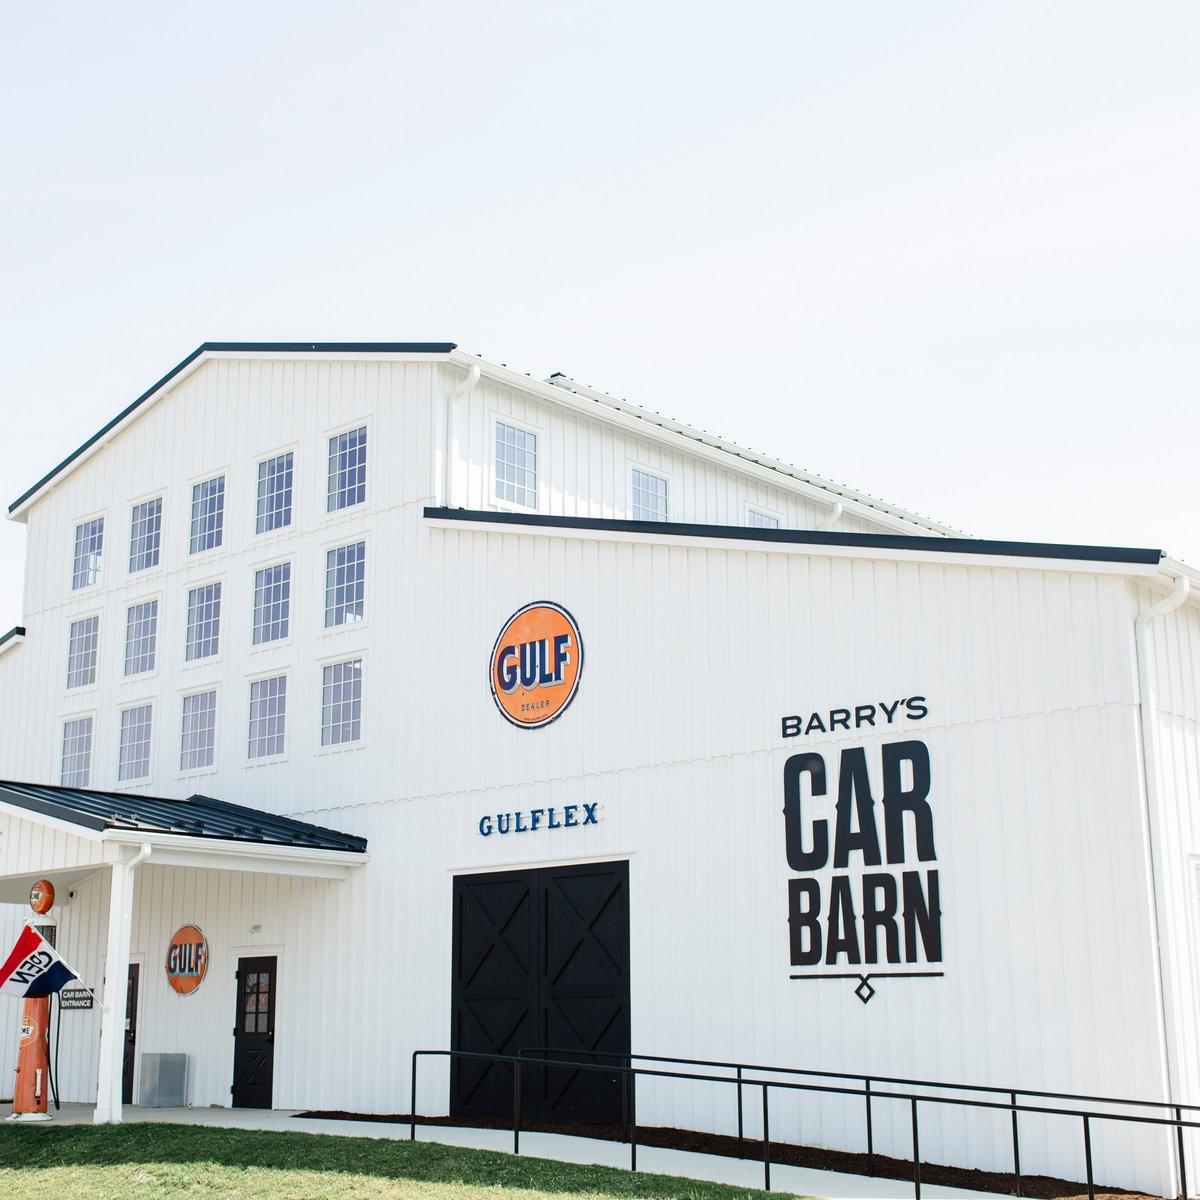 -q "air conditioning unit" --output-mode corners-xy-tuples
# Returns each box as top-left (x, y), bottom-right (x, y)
(139, 1053), (188, 1107)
